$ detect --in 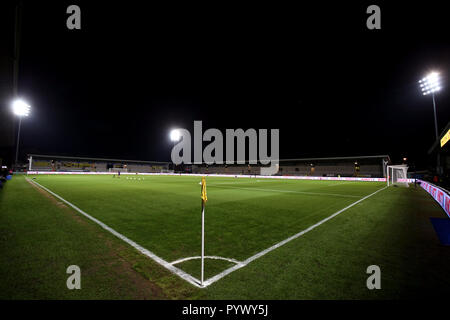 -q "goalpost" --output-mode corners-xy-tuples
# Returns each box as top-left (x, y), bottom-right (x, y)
(386, 165), (409, 187)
